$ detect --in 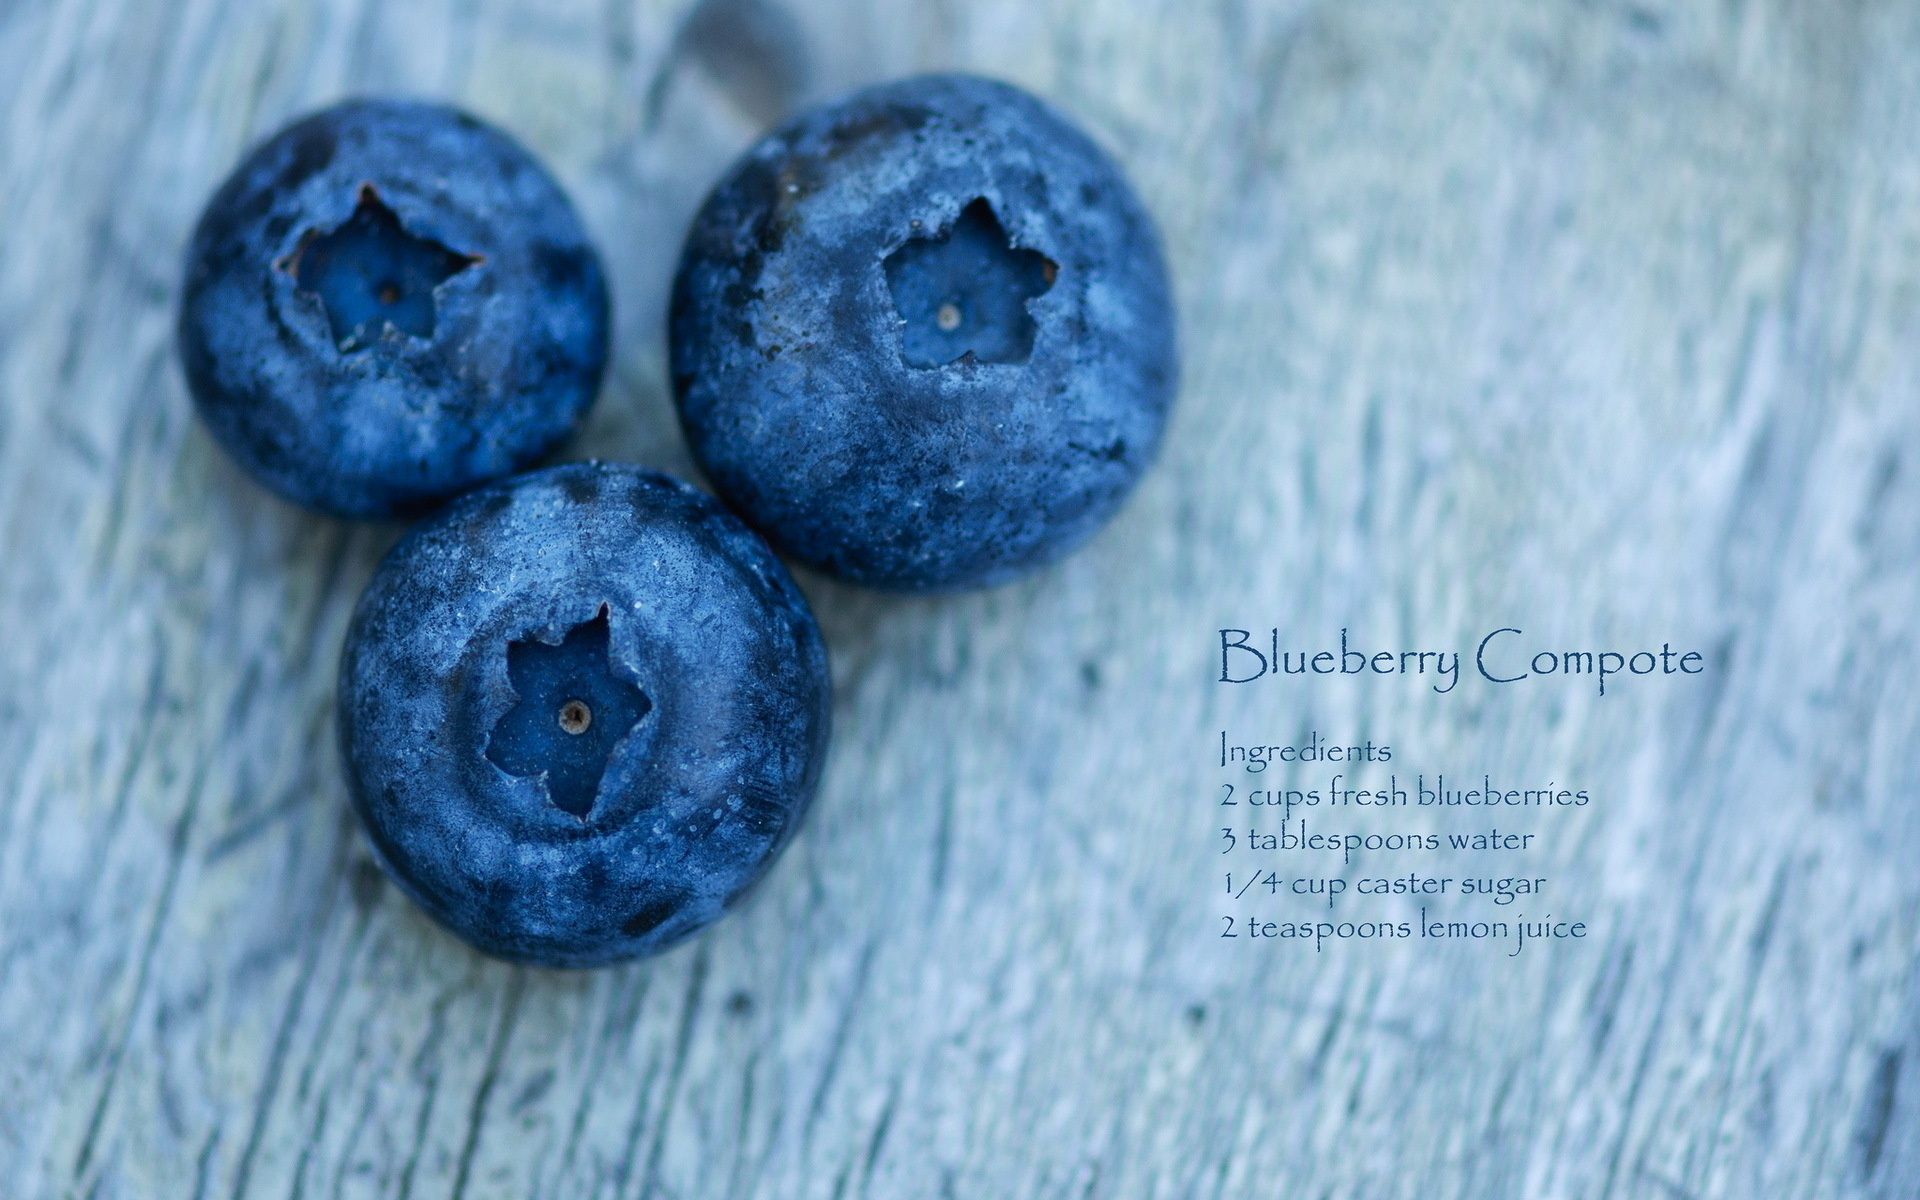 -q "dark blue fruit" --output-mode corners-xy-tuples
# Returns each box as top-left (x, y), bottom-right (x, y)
(179, 98), (609, 518)
(670, 73), (1178, 590)
(338, 463), (830, 966)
